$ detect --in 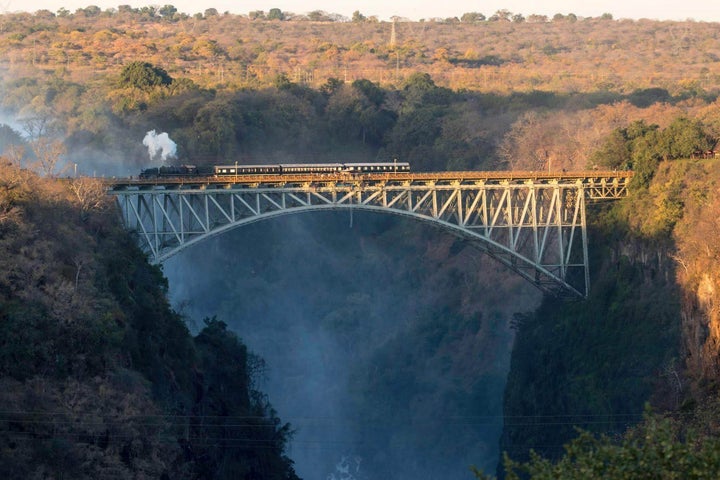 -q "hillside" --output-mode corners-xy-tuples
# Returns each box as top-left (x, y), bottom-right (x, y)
(3, 10), (720, 178)
(478, 158), (720, 478)
(2, 10), (720, 95)
(0, 161), (298, 478)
